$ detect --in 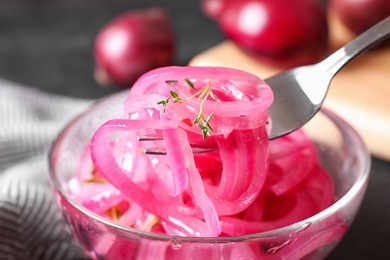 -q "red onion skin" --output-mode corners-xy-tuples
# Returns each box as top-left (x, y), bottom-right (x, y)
(94, 8), (176, 88)
(330, 0), (390, 35)
(216, 0), (329, 68)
